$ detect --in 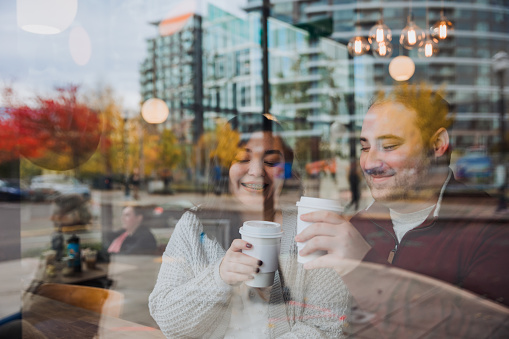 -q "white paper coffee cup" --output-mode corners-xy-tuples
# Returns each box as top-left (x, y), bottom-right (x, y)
(296, 197), (343, 264)
(239, 221), (283, 287)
